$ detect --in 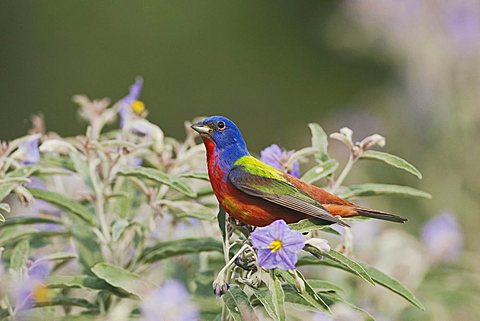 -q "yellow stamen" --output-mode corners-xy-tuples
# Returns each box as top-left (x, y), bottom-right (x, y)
(131, 100), (145, 115)
(268, 240), (283, 253)
(32, 283), (51, 303)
